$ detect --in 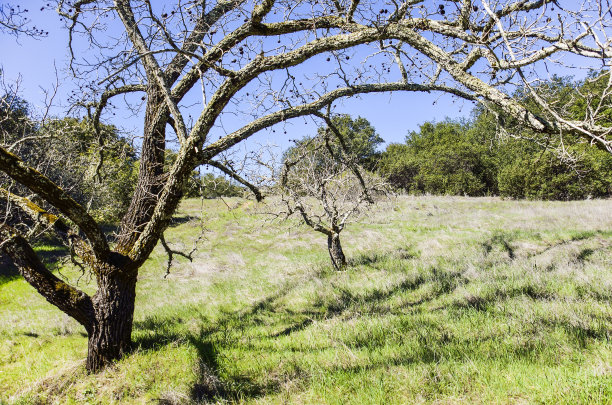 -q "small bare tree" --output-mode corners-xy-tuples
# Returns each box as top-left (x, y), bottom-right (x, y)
(278, 119), (389, 269)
